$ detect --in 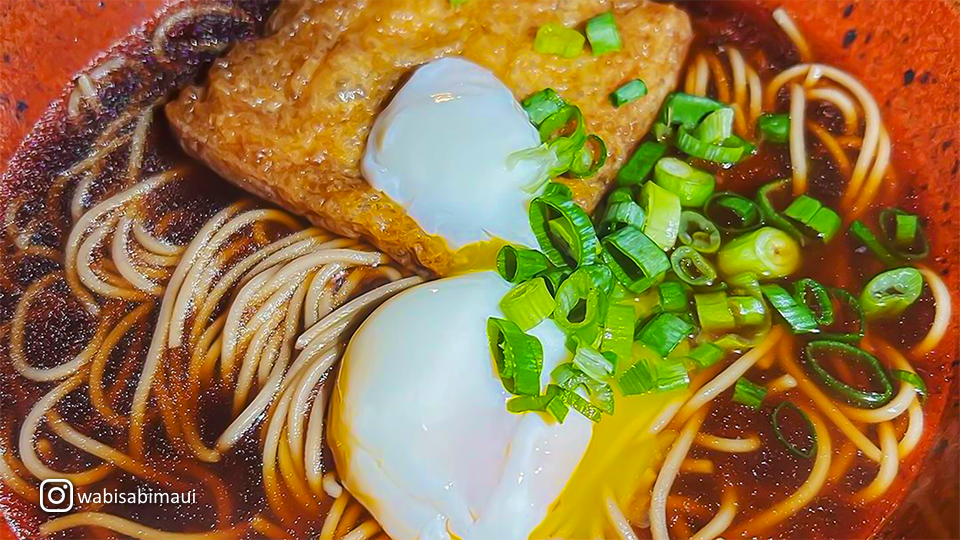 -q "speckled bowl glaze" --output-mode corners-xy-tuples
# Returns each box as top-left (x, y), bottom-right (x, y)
(1, 1), (957, 538)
